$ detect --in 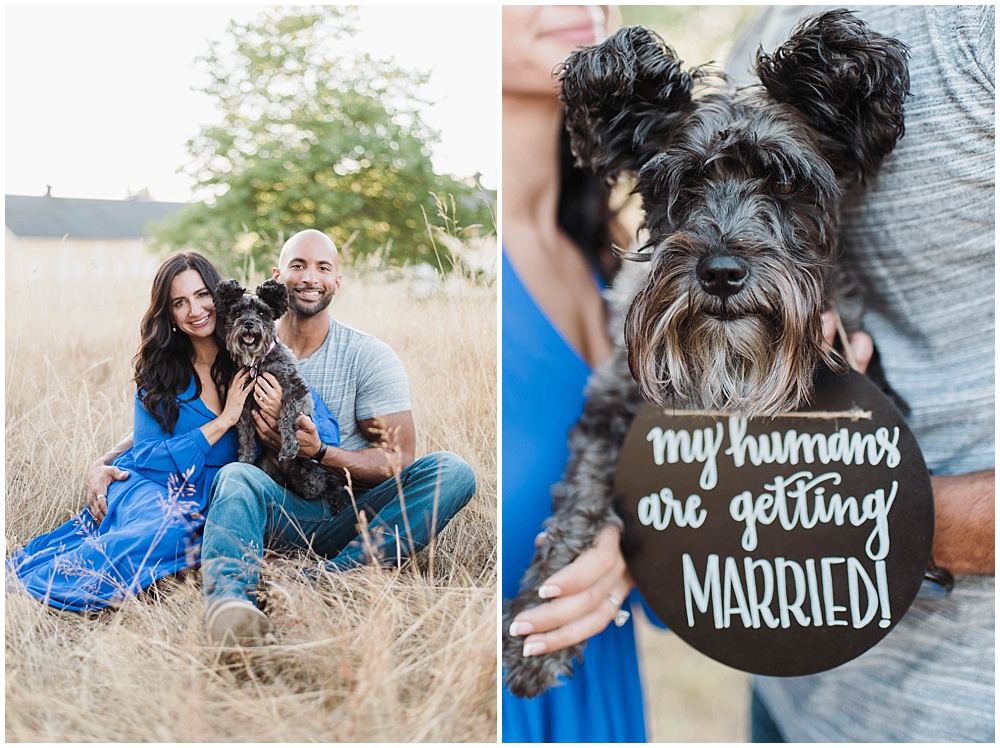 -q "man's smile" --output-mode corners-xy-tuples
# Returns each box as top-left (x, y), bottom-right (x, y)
(294, 287), (324, 301)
